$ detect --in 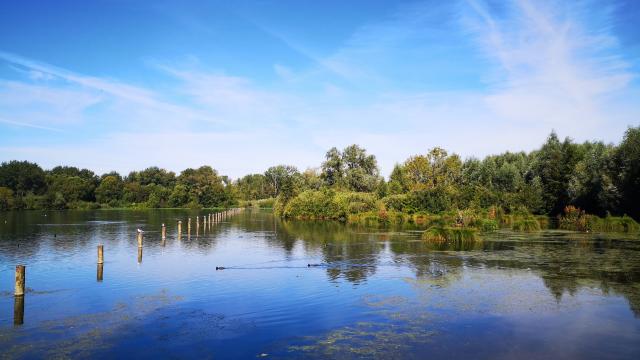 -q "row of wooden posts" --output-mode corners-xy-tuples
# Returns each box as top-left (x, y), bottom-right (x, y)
(12, 208), (242, 325)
